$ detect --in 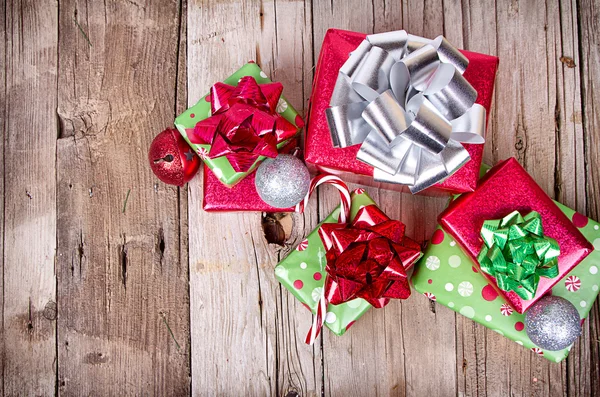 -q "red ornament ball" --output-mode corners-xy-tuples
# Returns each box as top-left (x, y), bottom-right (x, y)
(148, 128), (200, 186)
